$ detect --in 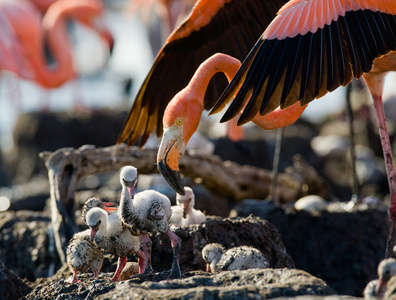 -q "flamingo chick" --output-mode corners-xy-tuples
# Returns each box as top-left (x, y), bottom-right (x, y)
(201, 243), (269, 273)
(81, 197), (118, 223)
(170, 186), (206, 225)
(364, 258), (396, 298)
(118, 165), (182, 279)
(157, 53), (306, 194)
(66, 229), (104, 283)
(86, 207), (145, 282)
